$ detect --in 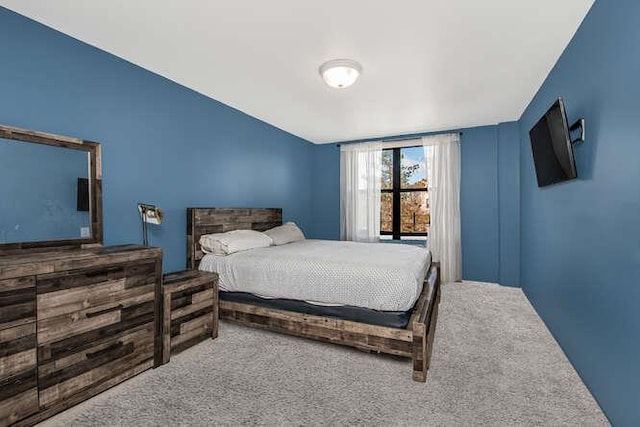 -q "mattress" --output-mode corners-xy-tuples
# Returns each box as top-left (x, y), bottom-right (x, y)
(198, 239), (431, 312)
(219, 291), (413, 328)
